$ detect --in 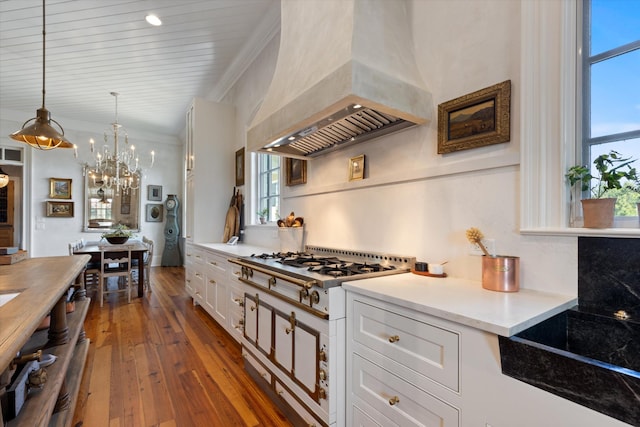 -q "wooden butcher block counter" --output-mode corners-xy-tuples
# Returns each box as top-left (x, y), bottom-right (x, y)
(0, 255), (90, 426)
